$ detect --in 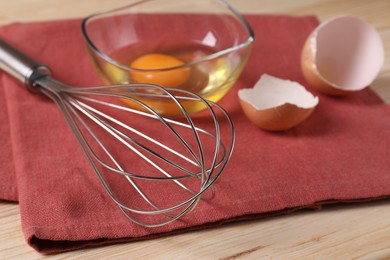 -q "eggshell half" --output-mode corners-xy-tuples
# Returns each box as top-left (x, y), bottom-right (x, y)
(238, 74), (319, 131)
(301, 16), (384, 95)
